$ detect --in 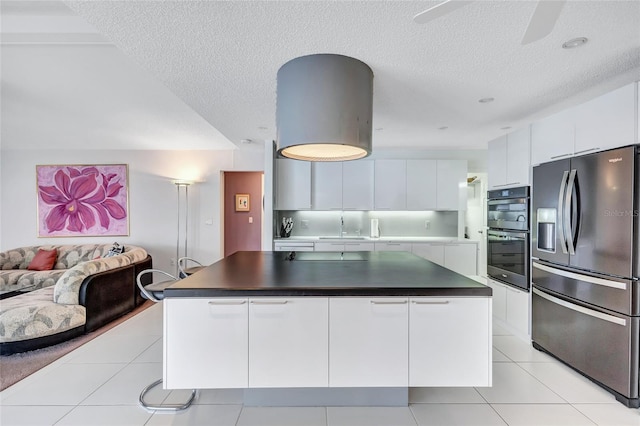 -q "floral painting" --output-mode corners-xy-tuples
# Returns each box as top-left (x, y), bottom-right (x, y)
(36, 164), (129, 237)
